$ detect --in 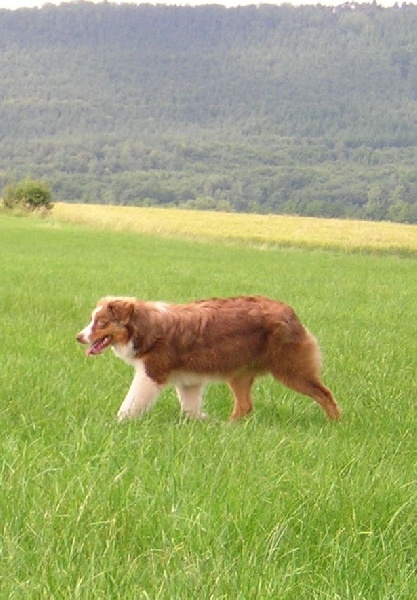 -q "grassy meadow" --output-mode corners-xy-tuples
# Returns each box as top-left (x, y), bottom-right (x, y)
(0, 210), (416, 598)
